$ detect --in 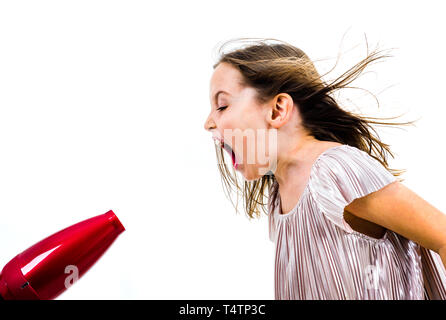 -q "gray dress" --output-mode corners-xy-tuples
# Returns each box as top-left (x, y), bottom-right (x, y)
(268, 144), (446, 299)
